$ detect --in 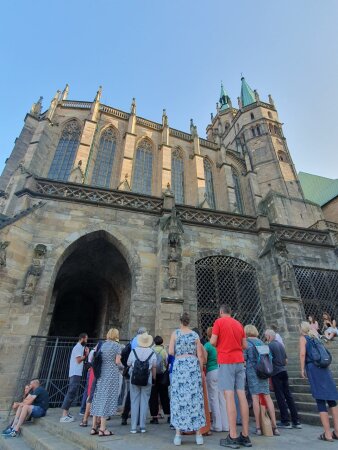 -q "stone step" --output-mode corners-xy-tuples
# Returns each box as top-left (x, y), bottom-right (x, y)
(0, 435), (33, 450)
(21, 423), (83, 450)
(39, 415), (123, 450)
